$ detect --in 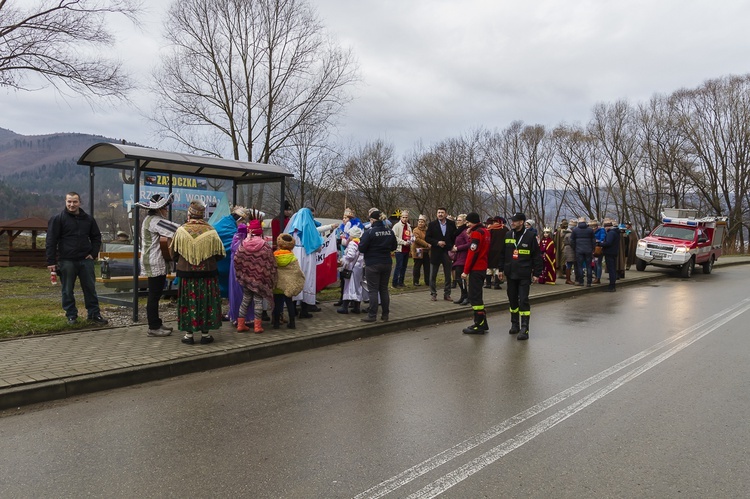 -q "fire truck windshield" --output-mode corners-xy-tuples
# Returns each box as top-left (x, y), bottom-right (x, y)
(652, 226), (695, 241)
